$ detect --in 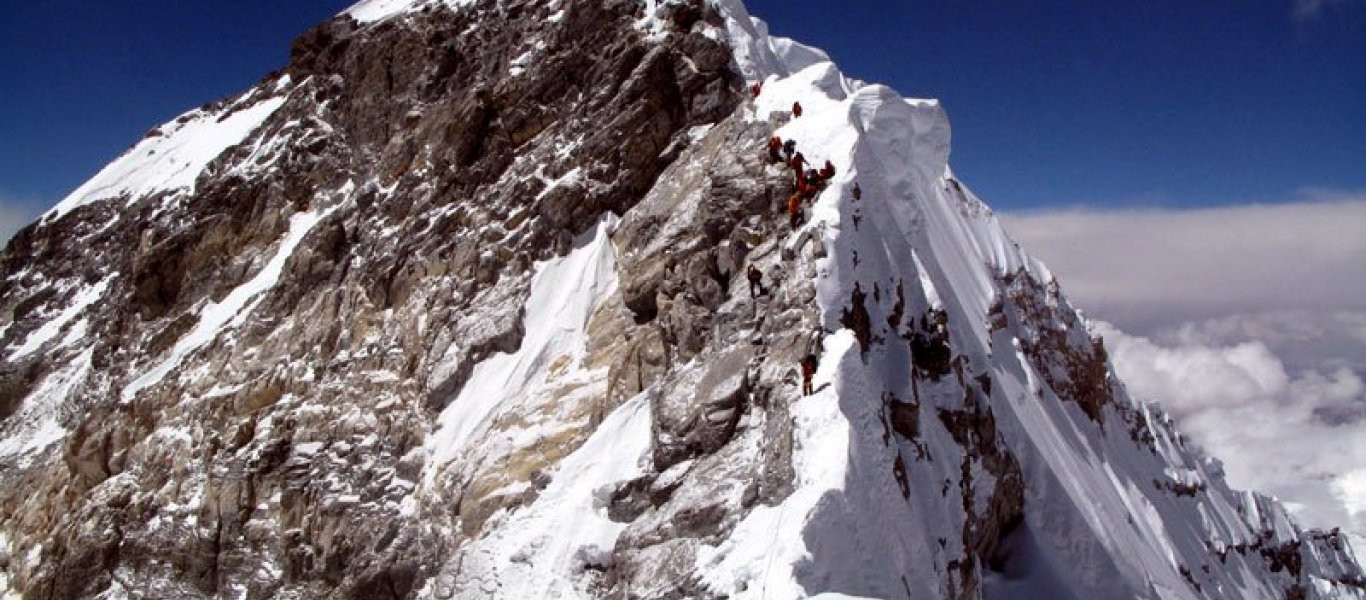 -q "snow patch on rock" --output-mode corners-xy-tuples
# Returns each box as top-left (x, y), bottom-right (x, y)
(428, 395), (653, 598)
(7, 274), (114, 361)
(343, 0), (475, 23)
(428, 213), (620, 468)
(0, 347), (93, 466)
(121, 201), (342, 403)
(694, 331), (855, 599)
